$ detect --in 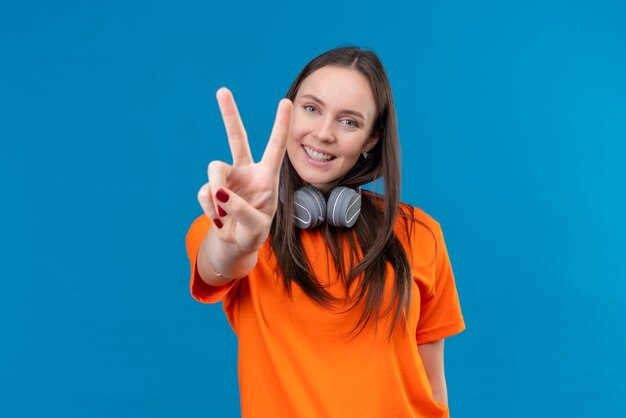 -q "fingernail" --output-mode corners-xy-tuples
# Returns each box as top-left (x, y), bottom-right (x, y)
(214, 218), (223, 229)
(218, 206), (227, 217)
(216, 189), (229, 203)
